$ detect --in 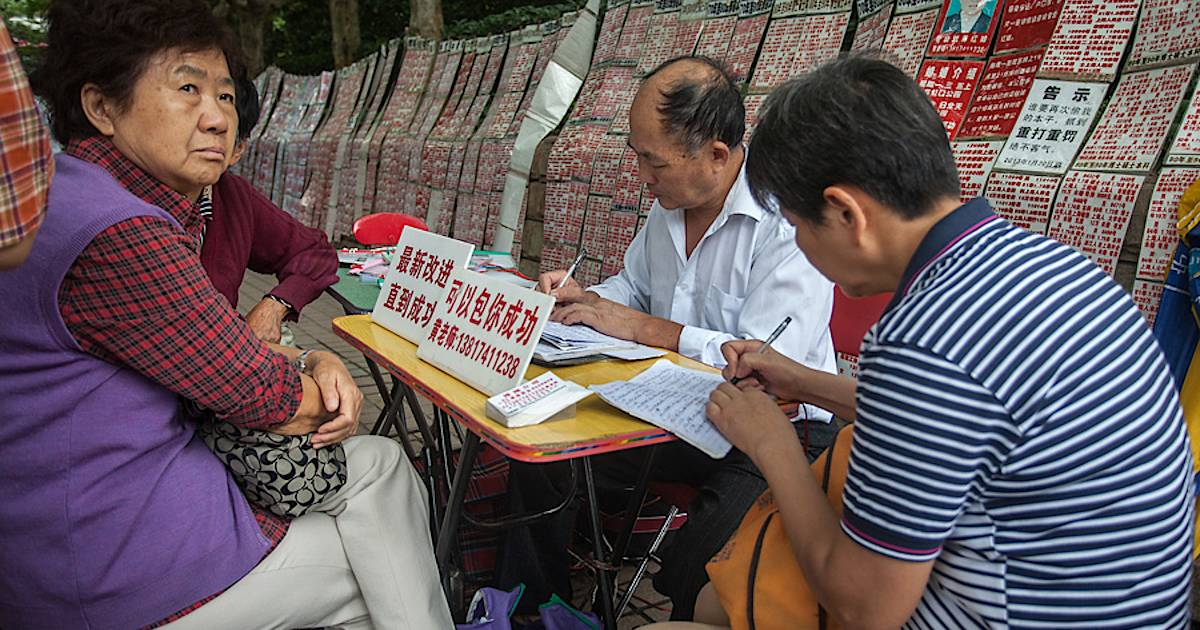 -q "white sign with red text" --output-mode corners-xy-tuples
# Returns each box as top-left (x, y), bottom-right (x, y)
(417, 268), (555, 395)
(371, 229), (475, 344)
